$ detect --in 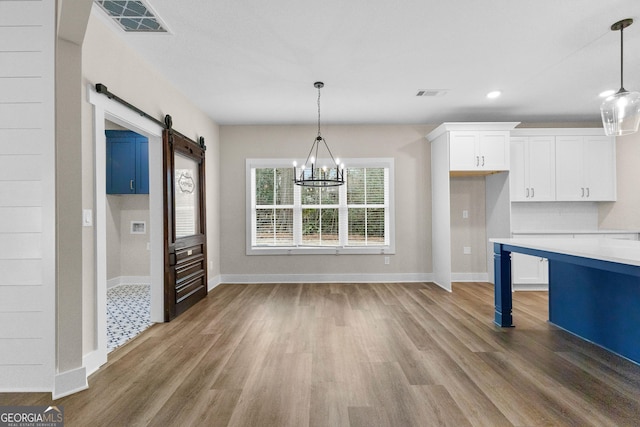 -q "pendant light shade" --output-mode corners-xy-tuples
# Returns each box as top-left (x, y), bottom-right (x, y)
(600, 19), (640, 136)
